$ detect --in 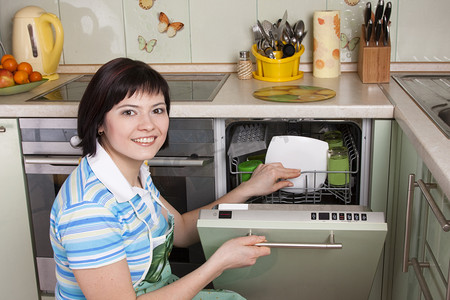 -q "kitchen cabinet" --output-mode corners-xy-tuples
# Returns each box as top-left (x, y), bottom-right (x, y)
(388, 121), (450, 299)
(0, 119), (39, 299)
